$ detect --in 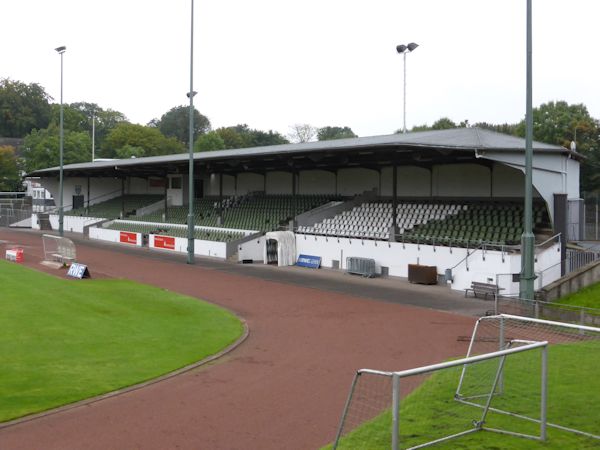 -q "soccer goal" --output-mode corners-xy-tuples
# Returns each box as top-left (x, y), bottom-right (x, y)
(457, 314), (600, 441)
(42, 234), (77, 265)
(333, 340), (548, 450)
(332, 314), (600, 449)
